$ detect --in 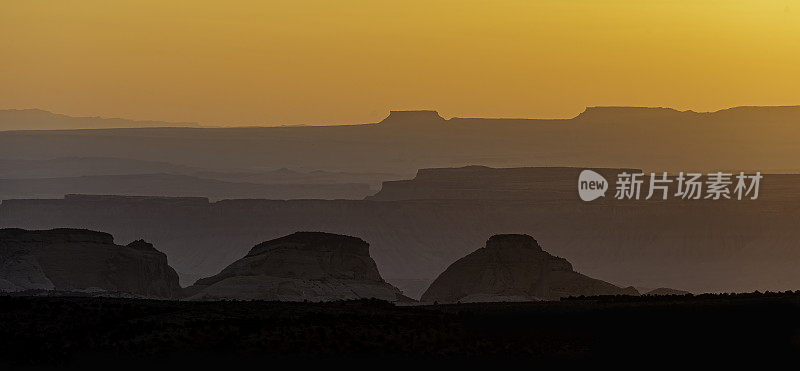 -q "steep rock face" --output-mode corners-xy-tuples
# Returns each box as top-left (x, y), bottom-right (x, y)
(421, 234), (638, 303)
(185, 232), (410, 302)
(0, 228), (181, 298)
